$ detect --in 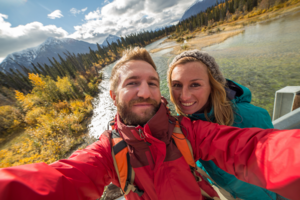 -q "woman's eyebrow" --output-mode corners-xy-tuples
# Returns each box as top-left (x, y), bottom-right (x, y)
(190, 78), (203, 81)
